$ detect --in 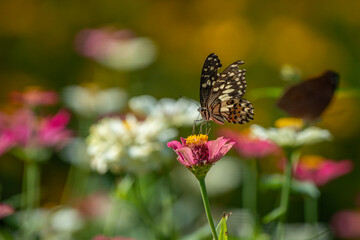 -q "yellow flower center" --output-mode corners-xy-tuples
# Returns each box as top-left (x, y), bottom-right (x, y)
(275, 117), (304, 130)
(186, 134), (208, 146)
(300, 155), (325, 169)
